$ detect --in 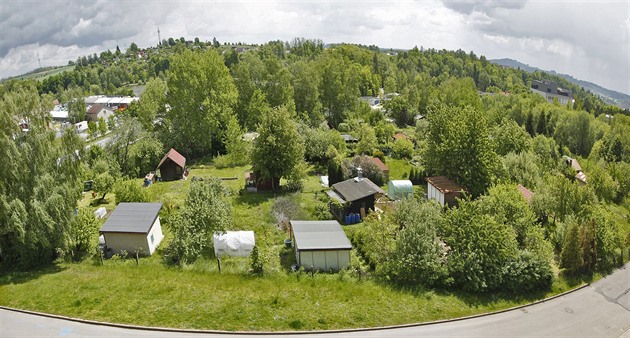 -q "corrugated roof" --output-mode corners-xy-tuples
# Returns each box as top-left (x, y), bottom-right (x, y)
(370, 157), (389, 172)
(425, 176), (465, 194)
(332, 177), (385, 202)
(100, 203), (162, 233)
(340, 134), (358, 142)
(158, 148), (186, 169)
(291, 220), (352, 251)
(87, 104), (105, 115)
